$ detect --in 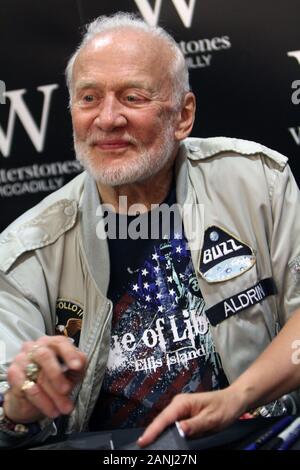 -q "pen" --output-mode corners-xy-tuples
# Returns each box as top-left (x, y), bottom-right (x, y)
(265, 417), (300, 450)
(277, 417), (300, 450)
(243, 415), (294, 450)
